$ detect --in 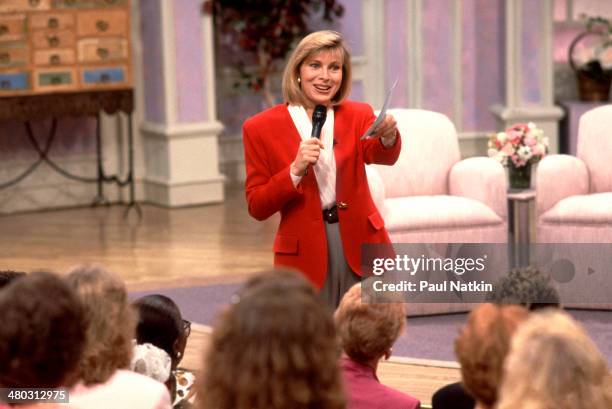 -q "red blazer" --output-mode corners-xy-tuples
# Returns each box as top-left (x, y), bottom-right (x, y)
(243, 100), (401, 288)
